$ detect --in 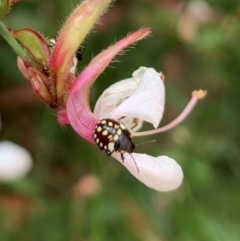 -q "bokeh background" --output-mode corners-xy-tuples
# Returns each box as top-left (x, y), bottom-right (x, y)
(0, 0), (240, 240)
